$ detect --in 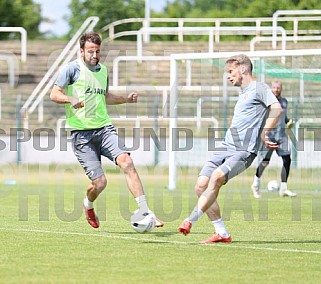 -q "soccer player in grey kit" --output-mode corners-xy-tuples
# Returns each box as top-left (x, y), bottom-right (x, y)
(251, 79), (296, 198)
(178, 54), (282, 243)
